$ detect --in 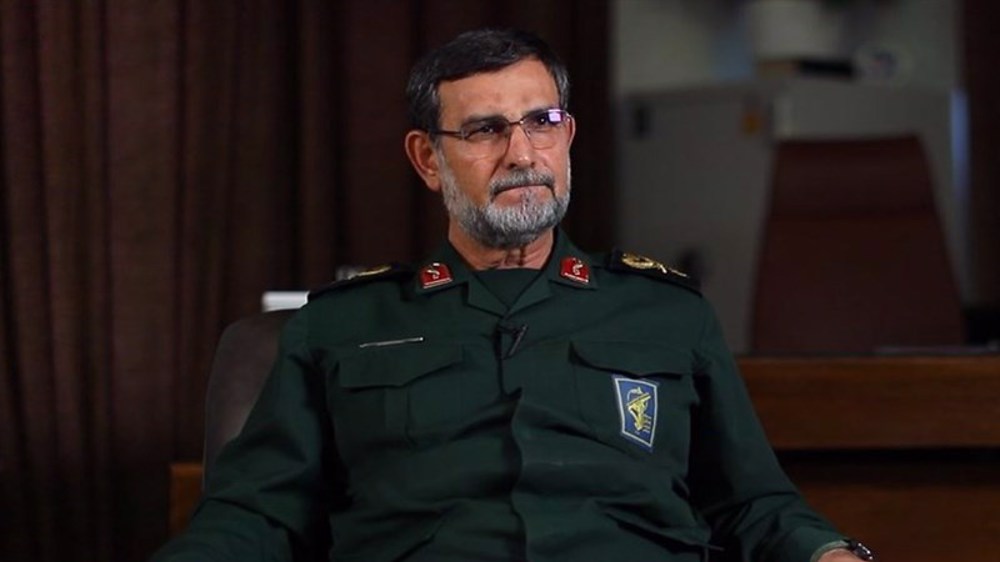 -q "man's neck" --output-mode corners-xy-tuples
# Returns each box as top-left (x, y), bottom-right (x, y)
(448, 225), (555, 271)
